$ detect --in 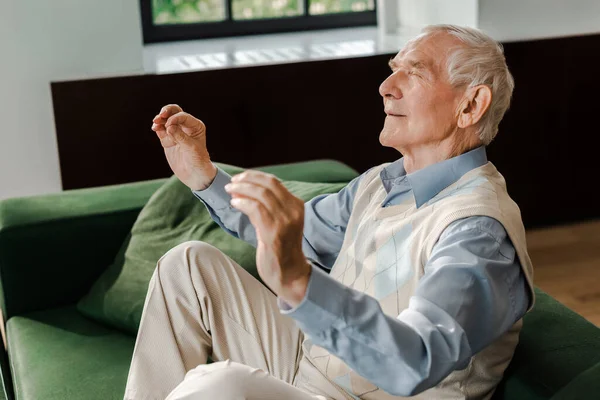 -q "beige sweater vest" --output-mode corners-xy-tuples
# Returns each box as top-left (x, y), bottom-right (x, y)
(304, 162), (535, 400)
